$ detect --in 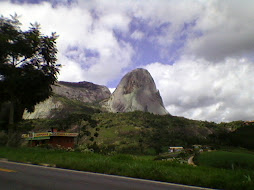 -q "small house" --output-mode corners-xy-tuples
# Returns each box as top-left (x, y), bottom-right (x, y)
(245, 121), (254, 125)
(22, 128), (78, 149)
(168, 147), (184, 153)
(192, 144), (202, 149)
